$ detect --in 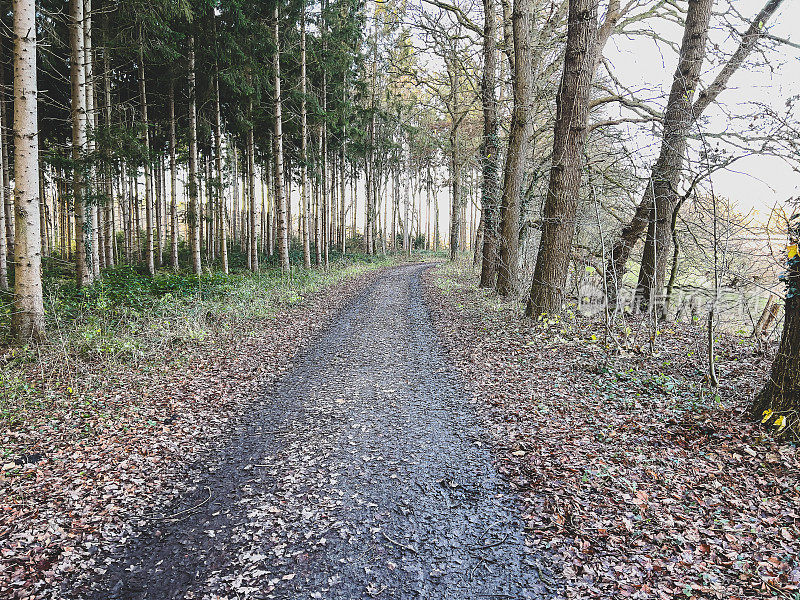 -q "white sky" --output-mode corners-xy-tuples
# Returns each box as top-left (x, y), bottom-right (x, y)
(602, 0), (800, 221)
